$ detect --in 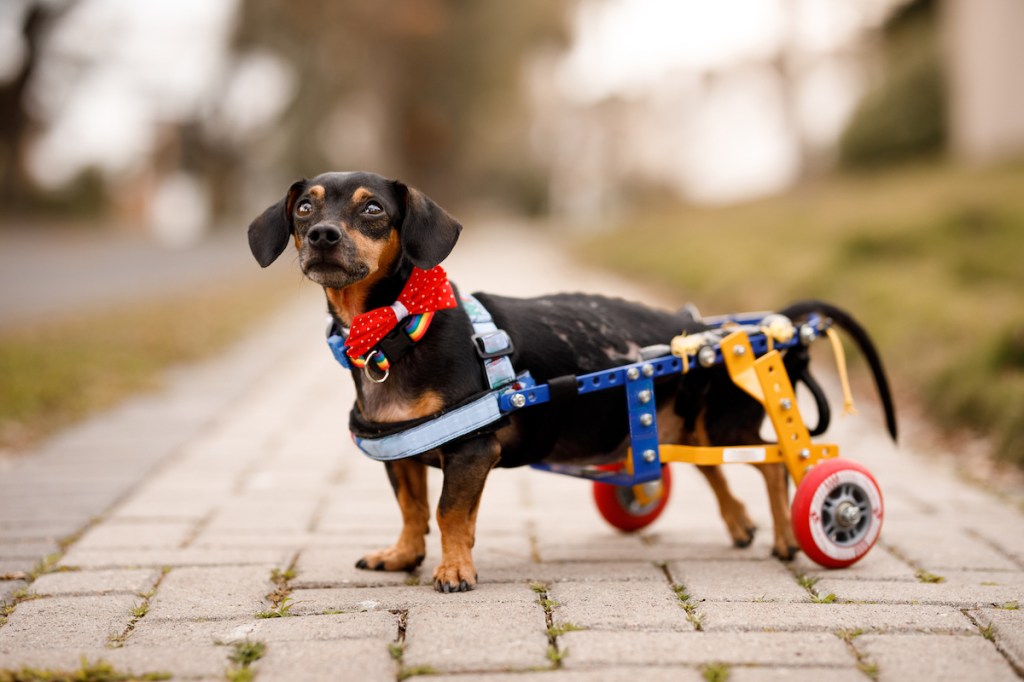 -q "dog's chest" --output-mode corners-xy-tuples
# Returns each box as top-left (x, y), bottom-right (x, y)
(357, 383), (444, 424)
